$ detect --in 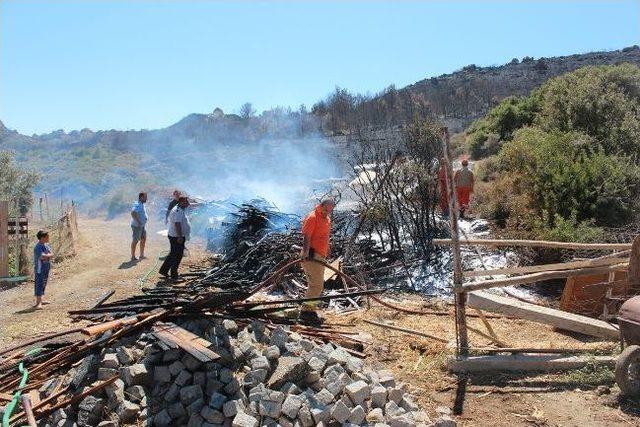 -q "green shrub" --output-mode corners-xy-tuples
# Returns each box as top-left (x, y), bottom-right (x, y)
(466, 95), (540, 159)
(0, 151), (39, 214)
(497, 127), (639, 228)
(536, 63), (640, 155)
